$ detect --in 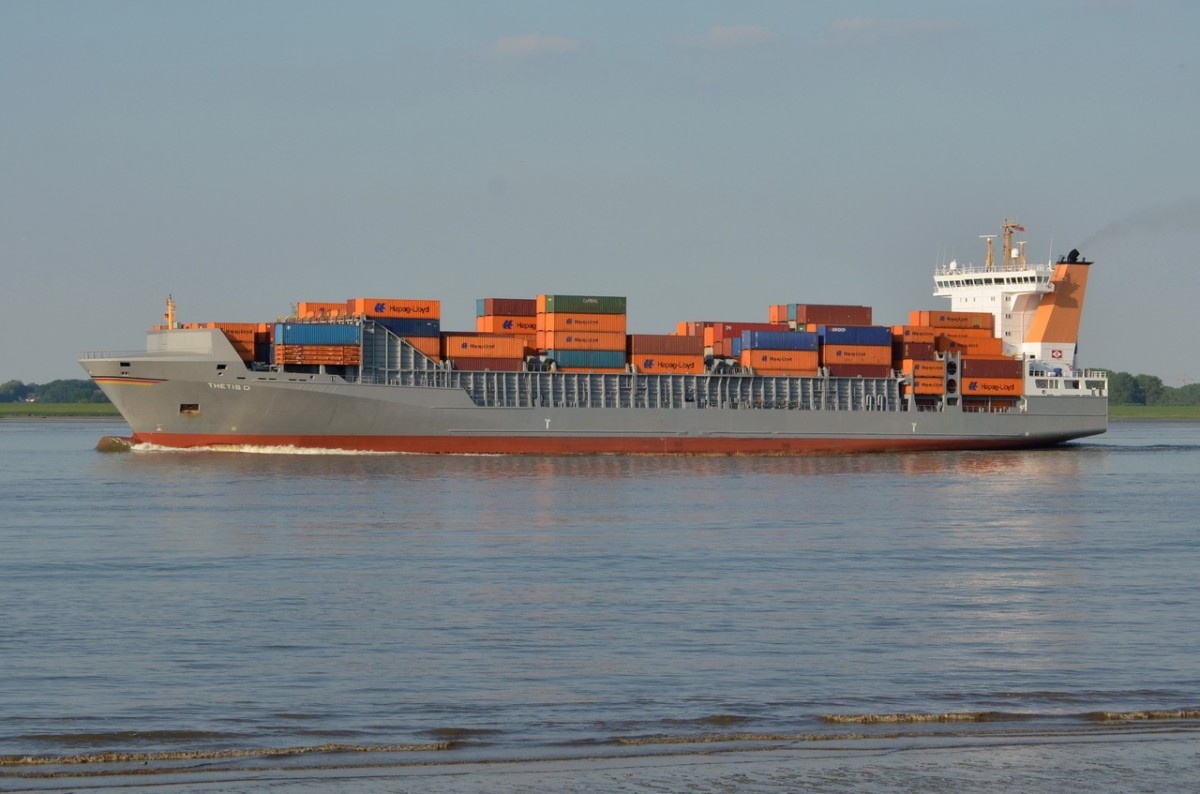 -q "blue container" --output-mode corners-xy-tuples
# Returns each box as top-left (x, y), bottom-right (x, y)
(475, 298), (485, 318)
(731, 338), (742, 356)
(816, 325), (892, 346)
(741, 330), (820, 351)
(546, 349), (626, 369)
(275, 323), (362, 346)
(373, 317), (441, 338)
